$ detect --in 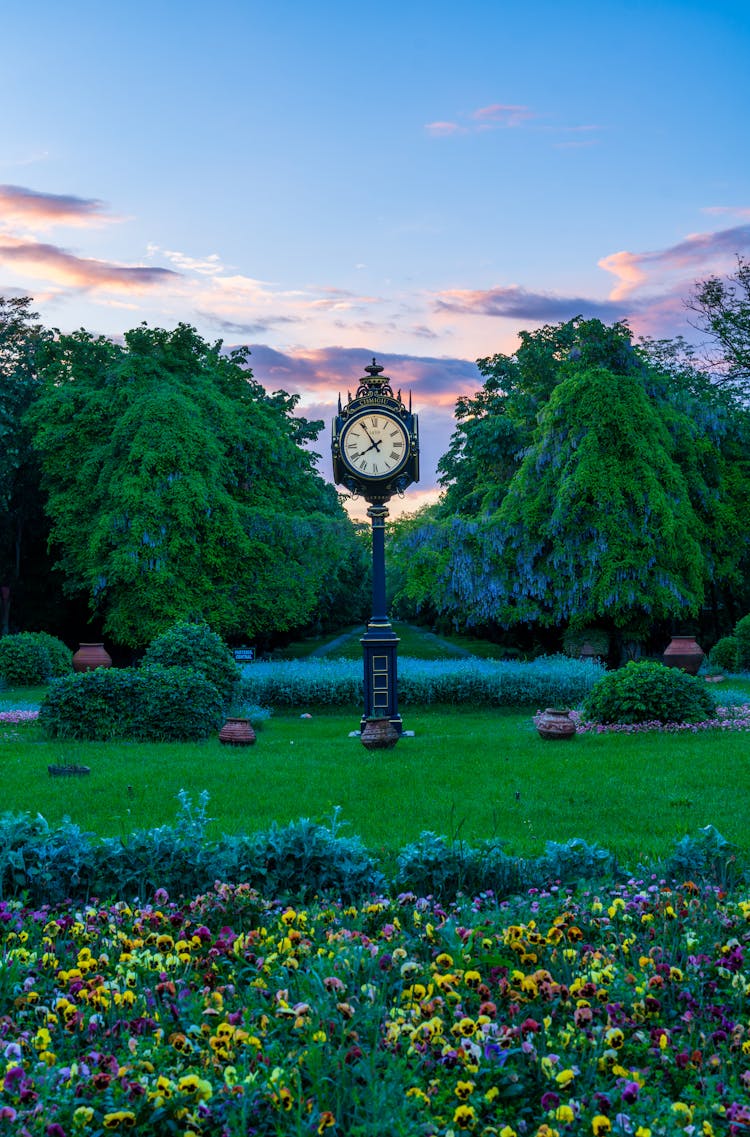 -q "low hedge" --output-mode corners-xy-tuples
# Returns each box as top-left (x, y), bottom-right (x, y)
(240, 653), (605, 708)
